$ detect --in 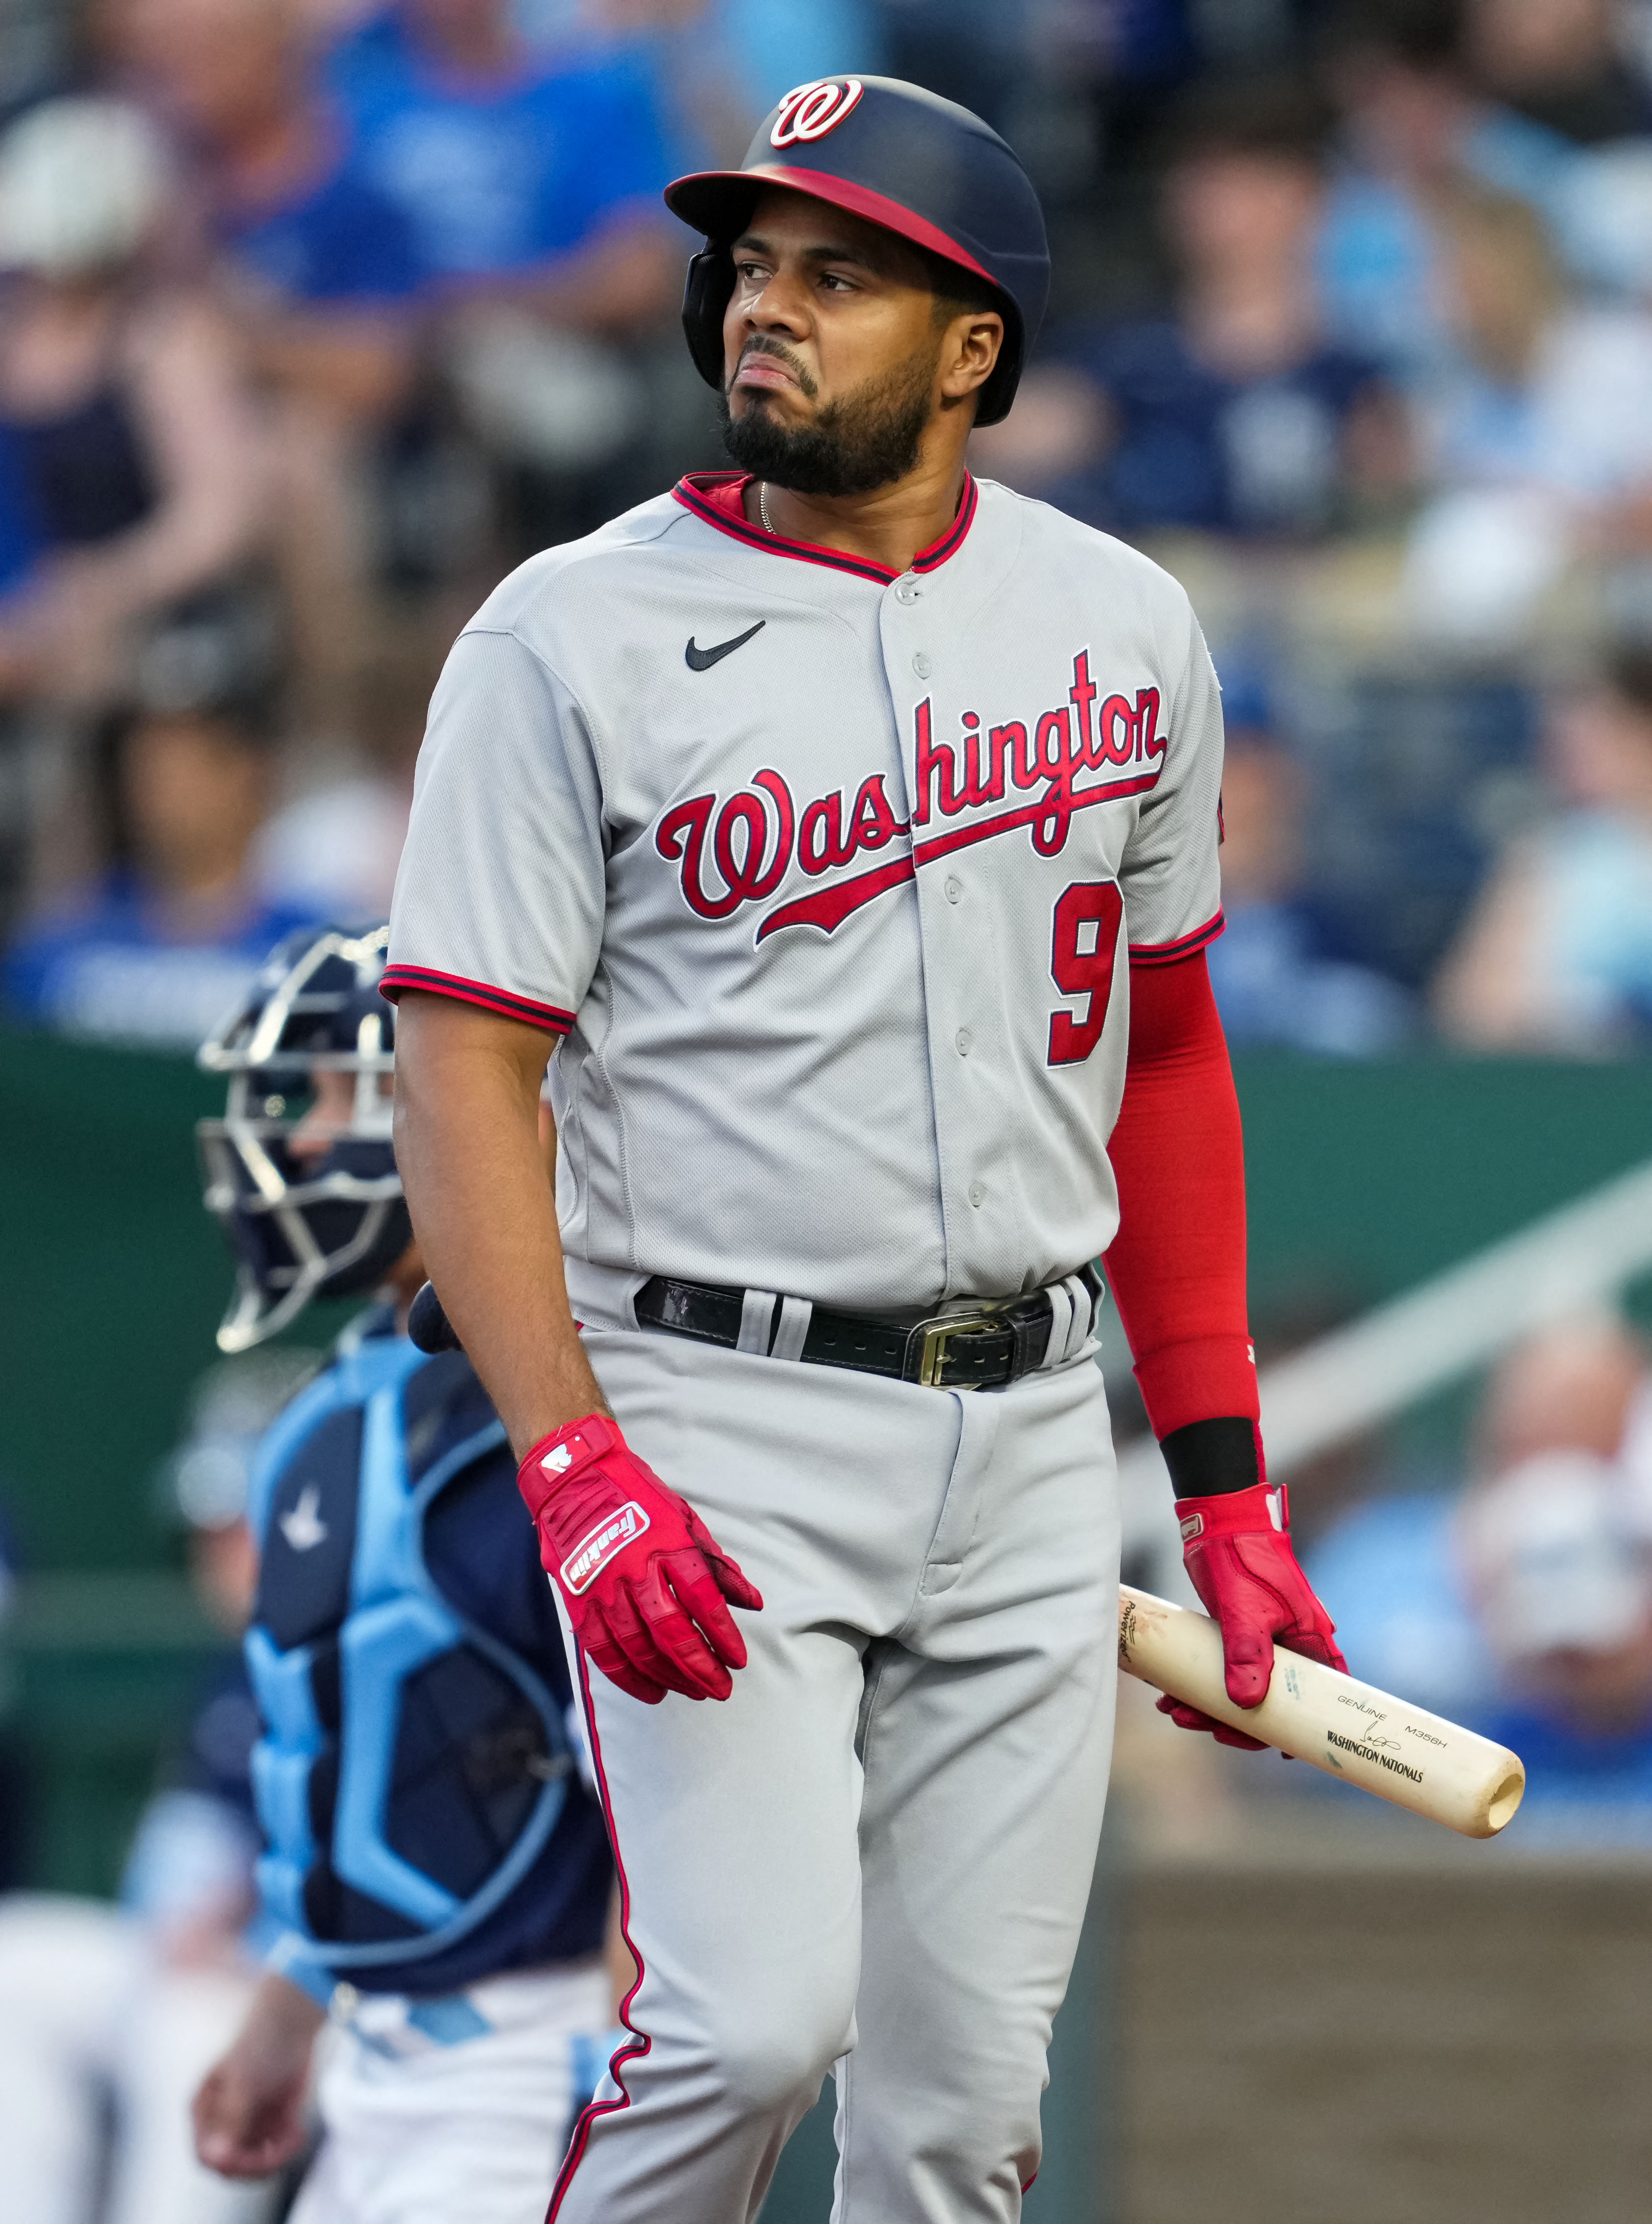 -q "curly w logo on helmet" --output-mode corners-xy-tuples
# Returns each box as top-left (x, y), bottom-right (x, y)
(769, 79), (864, 148)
